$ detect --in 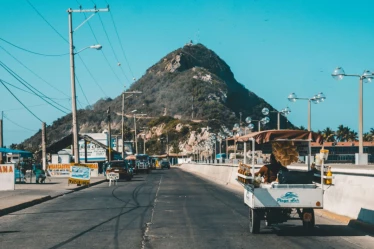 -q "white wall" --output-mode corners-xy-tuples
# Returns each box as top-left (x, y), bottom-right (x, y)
(180, 163), (374, 225)
(0, 164), (15, 191)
